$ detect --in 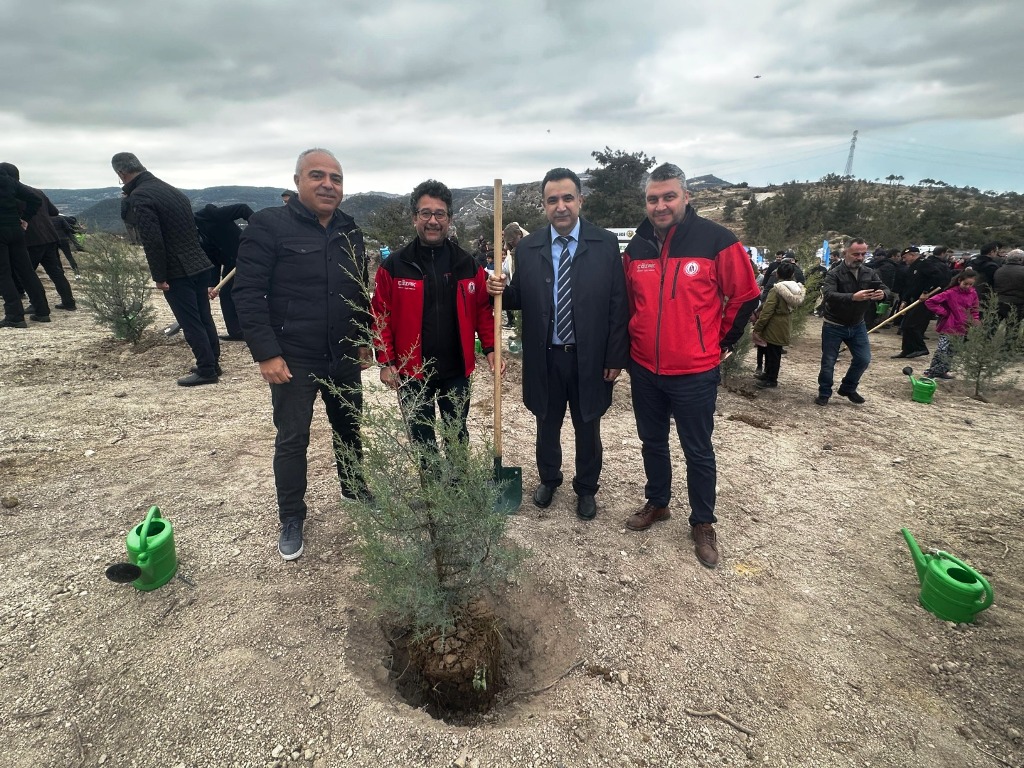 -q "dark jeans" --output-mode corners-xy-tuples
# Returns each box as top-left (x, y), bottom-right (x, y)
(28, 242), (75, 307)
(270, 366), (362, 521)
(57, 239), (79, 272)
(900, 302), (933, 355)
(0, 226), (49, 321)
(537, 346), (603, 497)
(398, 374), (470, 450)
(163, 270), (219, 376)
(818, 321), (871, 398)
(629, 360), (718, 525)
(763, 343), (783, 383)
